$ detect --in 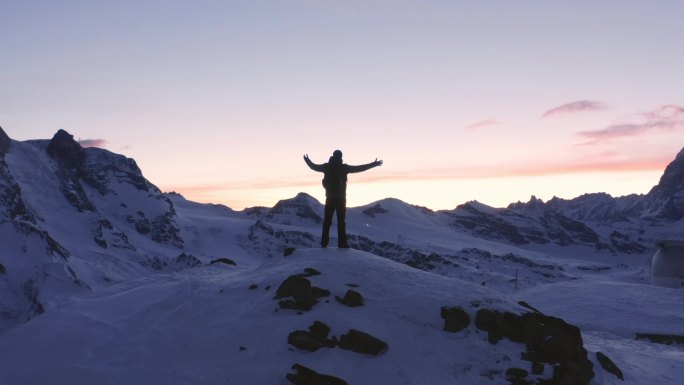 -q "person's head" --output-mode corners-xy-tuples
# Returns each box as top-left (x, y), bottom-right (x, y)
(330, 149), (343, 165)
